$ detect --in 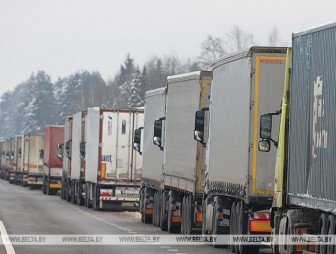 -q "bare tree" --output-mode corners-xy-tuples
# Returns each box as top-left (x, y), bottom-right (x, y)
(268, 26), (279, 46)
(198, 35), (225, 70)
(224, 26), (254, 53)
